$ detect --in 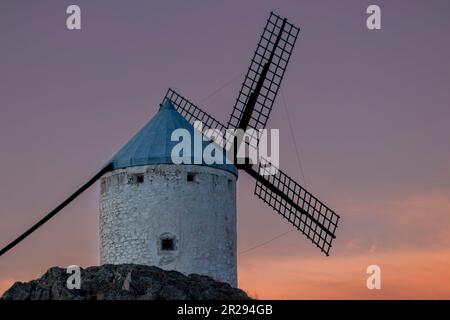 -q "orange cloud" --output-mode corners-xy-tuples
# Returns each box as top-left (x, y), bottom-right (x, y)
(238, 249), (450, 299)
(237, 189), (450, 299)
